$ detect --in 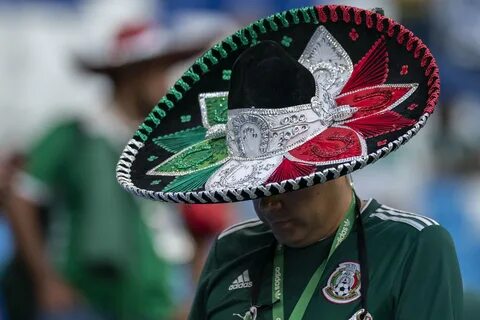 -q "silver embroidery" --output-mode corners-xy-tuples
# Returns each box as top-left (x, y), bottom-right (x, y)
(205, 124), (226, 139)
(205, 156), (282, 191)
(226, 106), (328, 159)
(298, 25), (353, 96)
(311, 86), (357, 126)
